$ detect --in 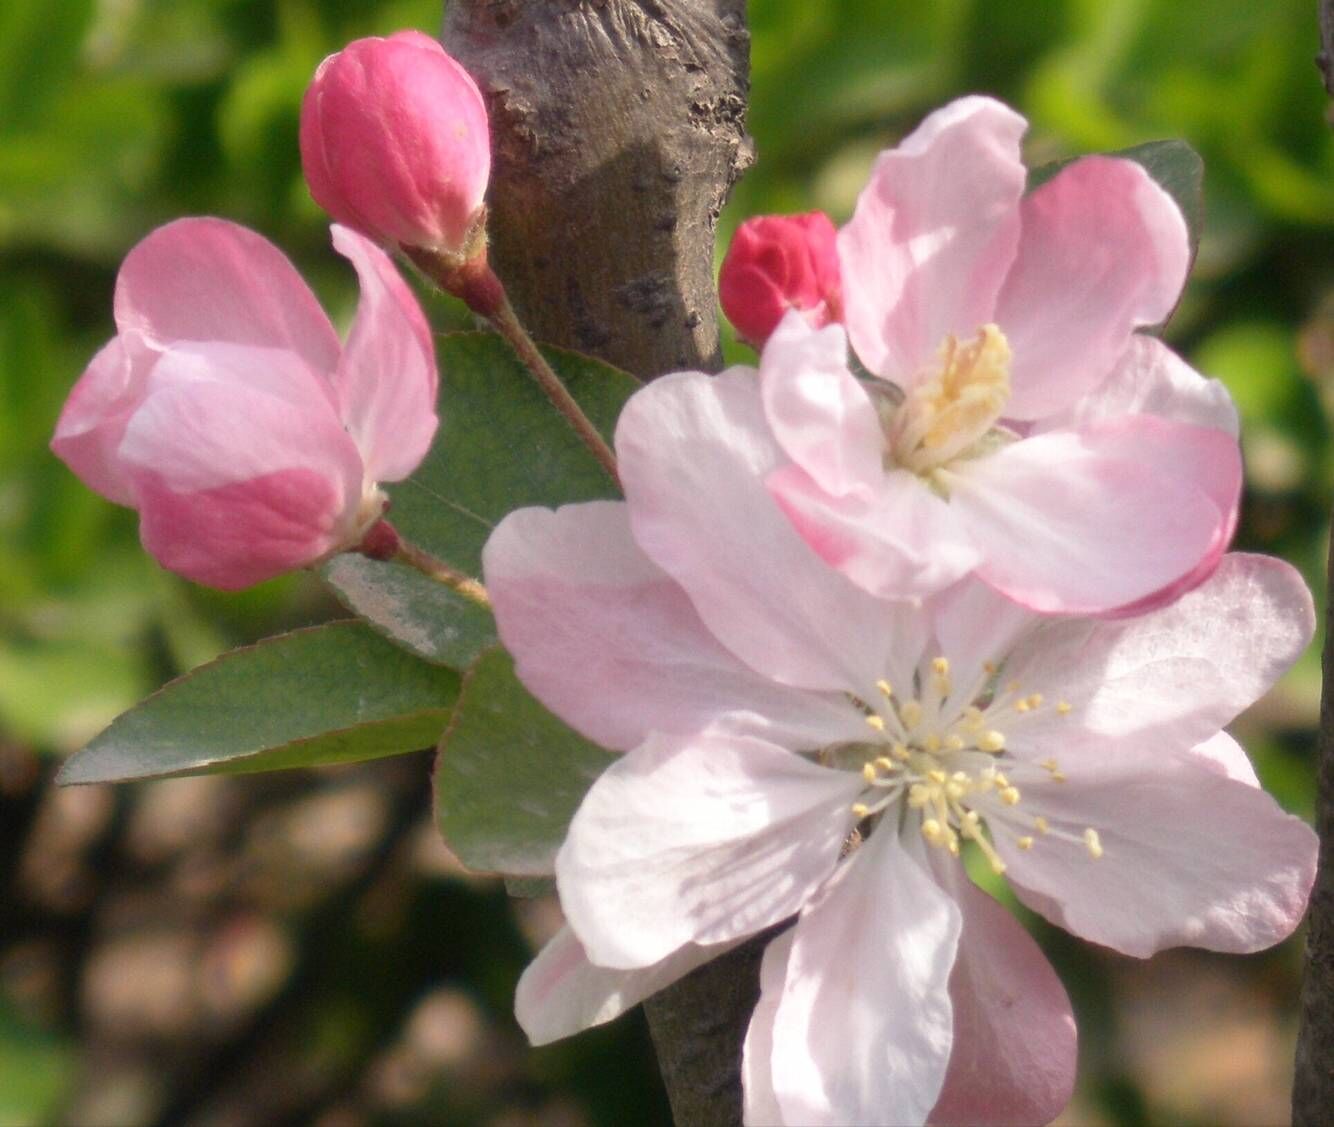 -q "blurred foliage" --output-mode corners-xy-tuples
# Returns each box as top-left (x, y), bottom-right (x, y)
(1, 0), (1331, 1123)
